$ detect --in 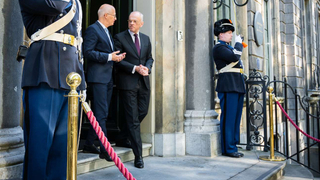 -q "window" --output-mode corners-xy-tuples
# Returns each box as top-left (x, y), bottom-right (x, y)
(216, 0), (231, 19)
